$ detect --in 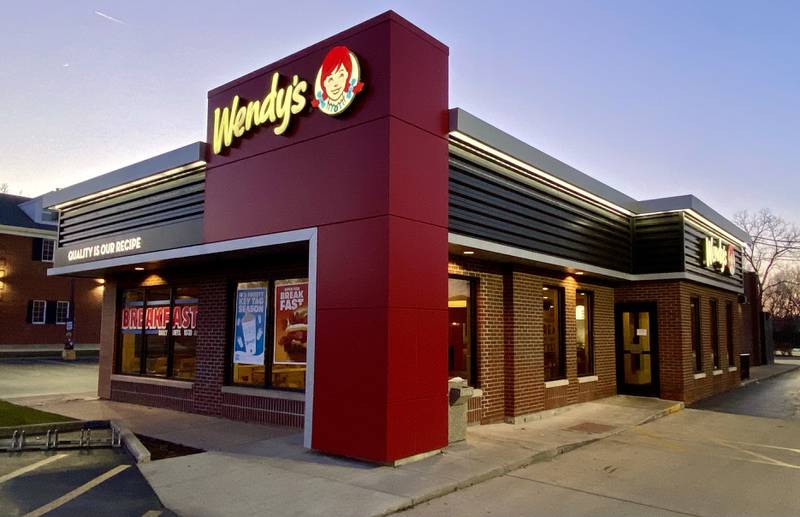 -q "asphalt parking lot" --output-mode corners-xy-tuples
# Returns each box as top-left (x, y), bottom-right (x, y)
(0, 358), (98, 401)
(0, 448), (173, 517)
